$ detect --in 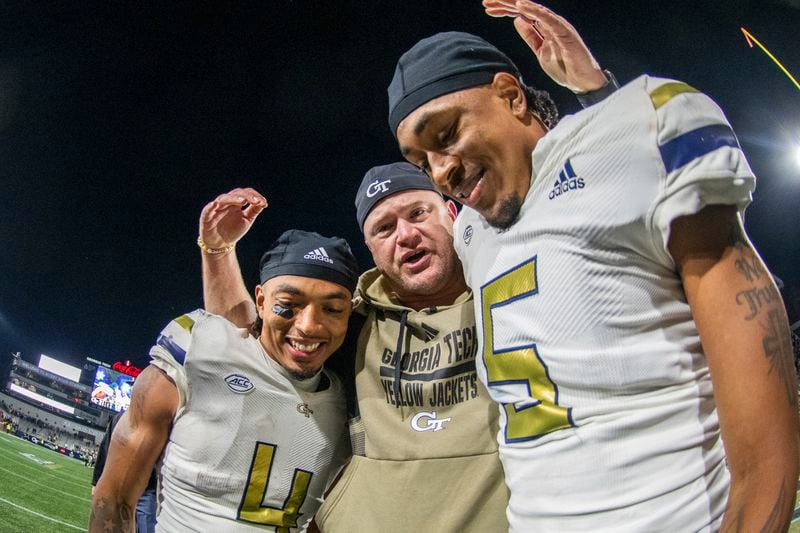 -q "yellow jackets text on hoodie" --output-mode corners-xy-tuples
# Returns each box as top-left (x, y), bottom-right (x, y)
(316, 268), (509, 532)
